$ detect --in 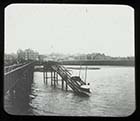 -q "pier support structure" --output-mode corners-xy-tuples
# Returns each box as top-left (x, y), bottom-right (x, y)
(4, 63), (34, 114)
